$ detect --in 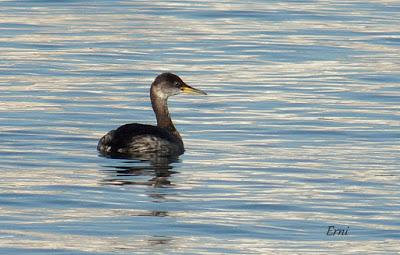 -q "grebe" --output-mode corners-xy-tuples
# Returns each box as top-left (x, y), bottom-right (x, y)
(97, 73), (206, 157)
